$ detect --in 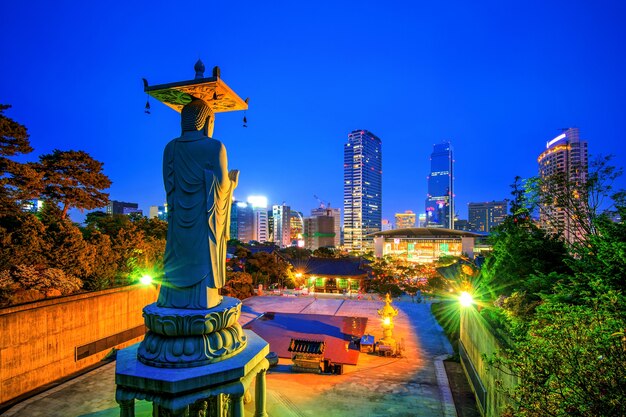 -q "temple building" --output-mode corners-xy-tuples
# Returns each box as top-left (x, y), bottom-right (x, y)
(288, 257), (370, 293)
